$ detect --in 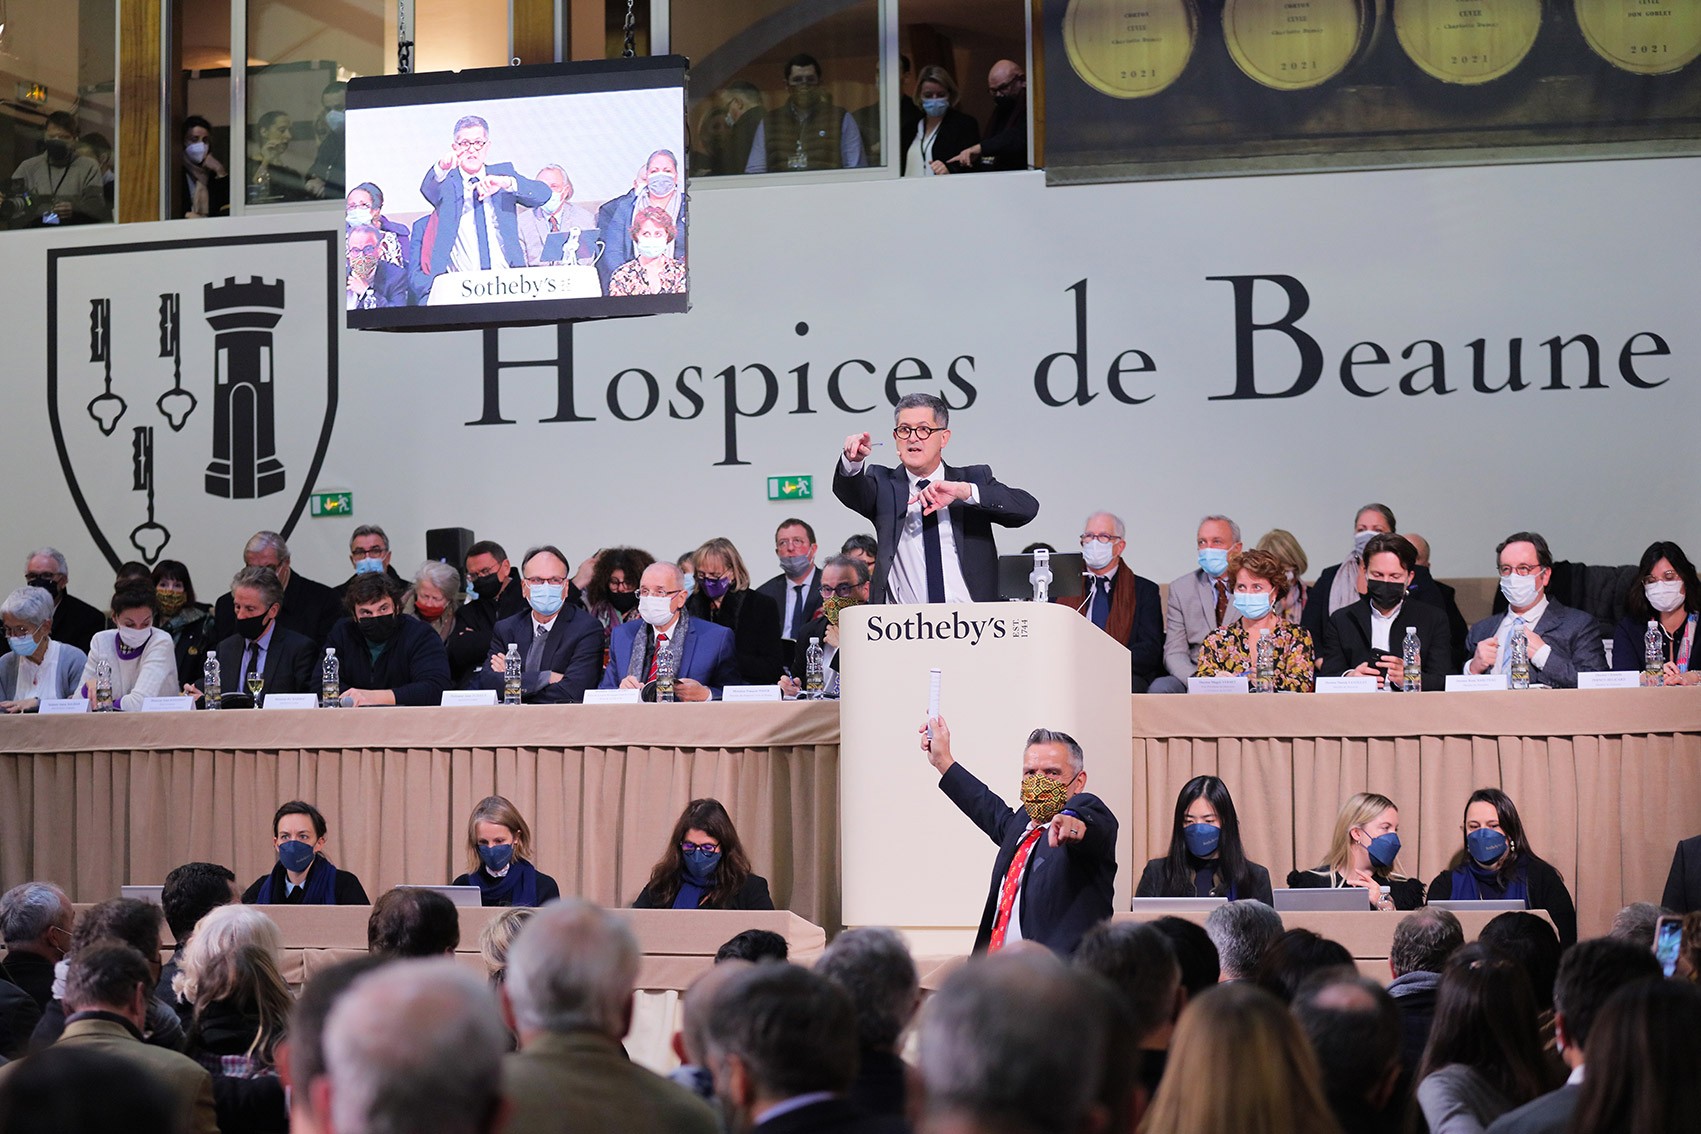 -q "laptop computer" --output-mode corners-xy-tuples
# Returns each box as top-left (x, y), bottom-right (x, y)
(120, 885), (164, 905)
(996, 552), (1087, 602)
(1273, 887), (1376, 912)
(1428, 899), (1526, 913)
(1129, 897), (1228, 913)
(395, 884), (484, 907)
